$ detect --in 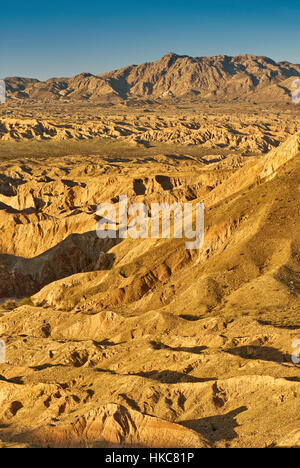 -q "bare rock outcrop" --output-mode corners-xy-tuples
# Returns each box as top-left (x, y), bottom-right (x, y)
(24, 404), (210, 448)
